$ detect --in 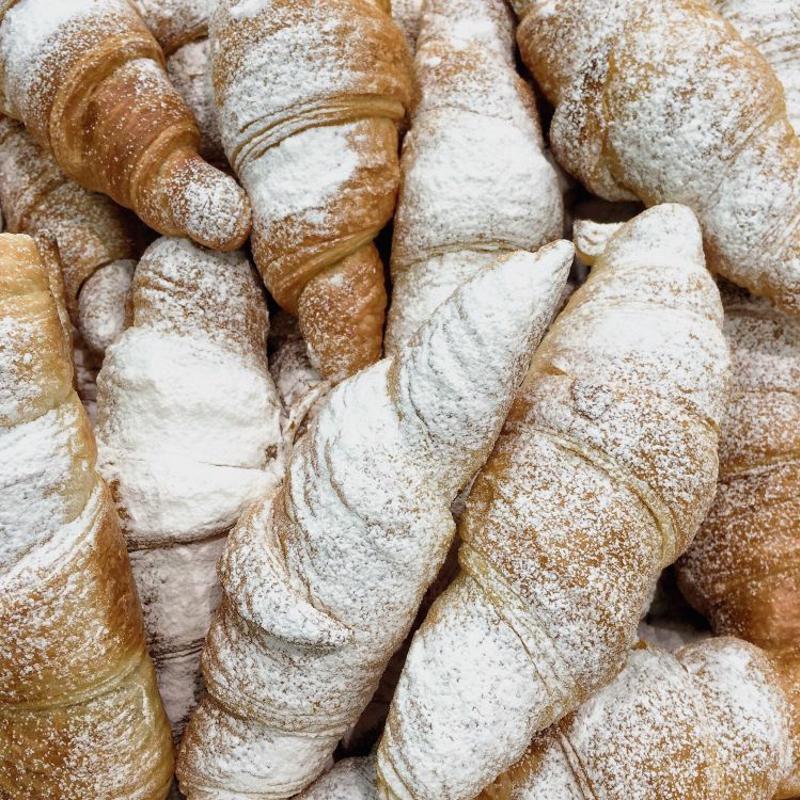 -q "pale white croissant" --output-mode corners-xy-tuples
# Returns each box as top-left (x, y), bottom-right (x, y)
(386, 0), (563, 352)
(176, 243), (574, 799)
(377, 204), (731, 800)
(96, 237), (282, 736)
